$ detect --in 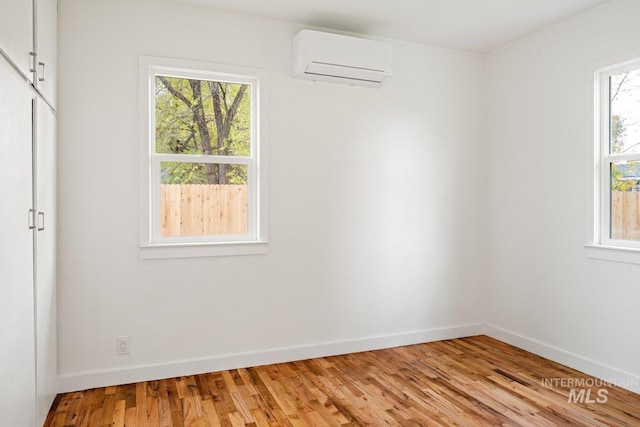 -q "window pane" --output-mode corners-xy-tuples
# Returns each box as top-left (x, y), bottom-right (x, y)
(160, 162), (248, 237)
(610, 161), (640, 240)
(155, 76), (251, 157)
(609, 68), (640, 154)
